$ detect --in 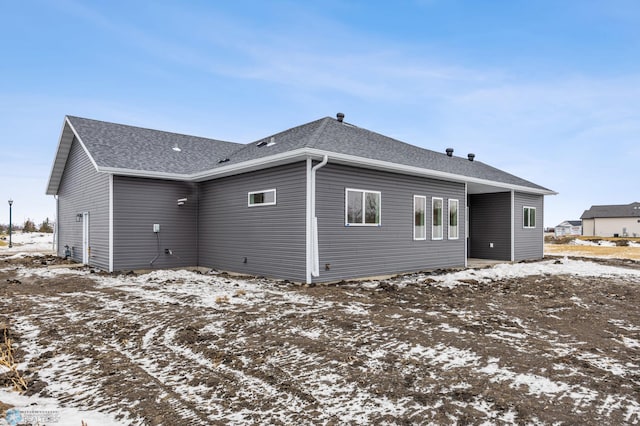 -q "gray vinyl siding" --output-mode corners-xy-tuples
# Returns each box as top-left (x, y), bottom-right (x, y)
(56, 137), (109, 269)
(113, 176), (198, 270)
(314, 163), (466, 282)
(198, 162), (307, 282)
(468, 192), (511, 260)
(514, 192), (544, 261)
